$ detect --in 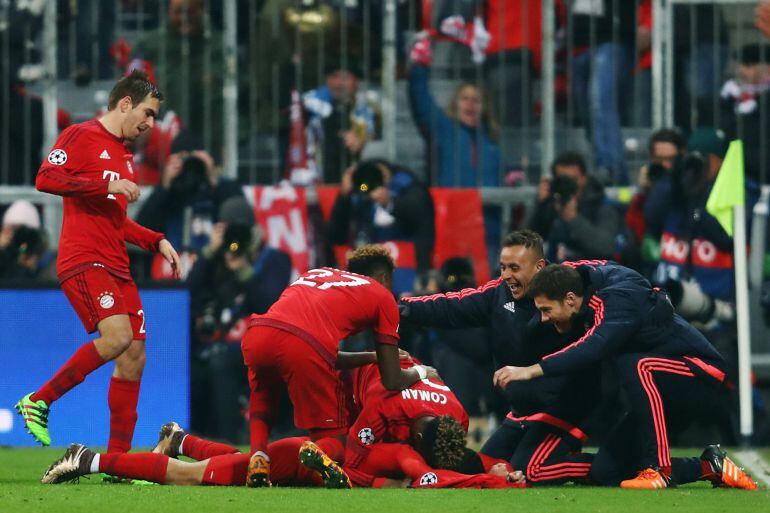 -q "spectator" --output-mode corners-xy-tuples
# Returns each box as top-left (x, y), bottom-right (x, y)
(132, 0), (224, 160)
(1, 200), (41, 249)
(135, 131), (244, 254)
(719, 44), (770, 184)
(530, 151), (620, 262)
(643, 128), (758, 388)
(427, 258), (503, 430)
(672, 5), (730, 131)
(758, 1), (770, 40)
(328, 159), (434, 290)
(625, 128), (687, 249)
(303, 61), (378, 184)
(408, 36), (501, 187)
(566, 0), (636, 184)
(483, 0), (541, 128)
(187, 196), (292, 441)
